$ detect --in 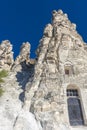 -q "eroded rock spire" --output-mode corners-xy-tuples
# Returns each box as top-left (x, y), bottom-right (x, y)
(0, 40), (14, 70)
